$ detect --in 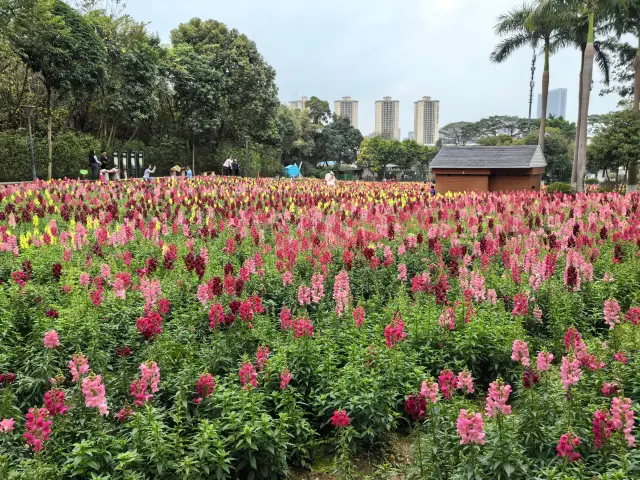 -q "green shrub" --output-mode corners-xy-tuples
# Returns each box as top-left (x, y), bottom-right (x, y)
(546, 182), (573, 194)
(585, 178), (599, 185)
